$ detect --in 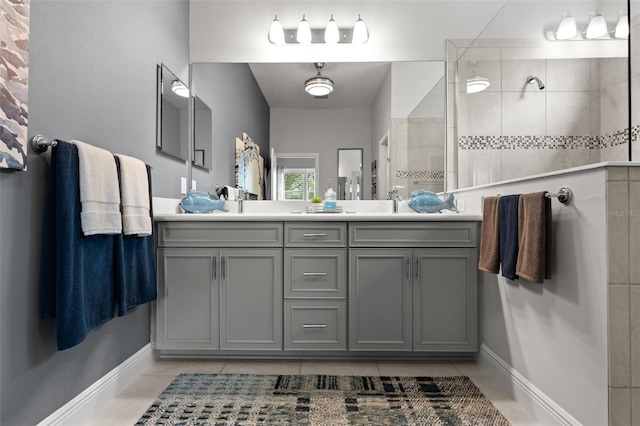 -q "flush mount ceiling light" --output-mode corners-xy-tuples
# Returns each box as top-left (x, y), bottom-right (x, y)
(304, 63), (334, 97)
(171, 80), (189, 97)
(585, 10), (608, 39)
(268, 14), (368, 45)
(466, 77), (491, 94)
